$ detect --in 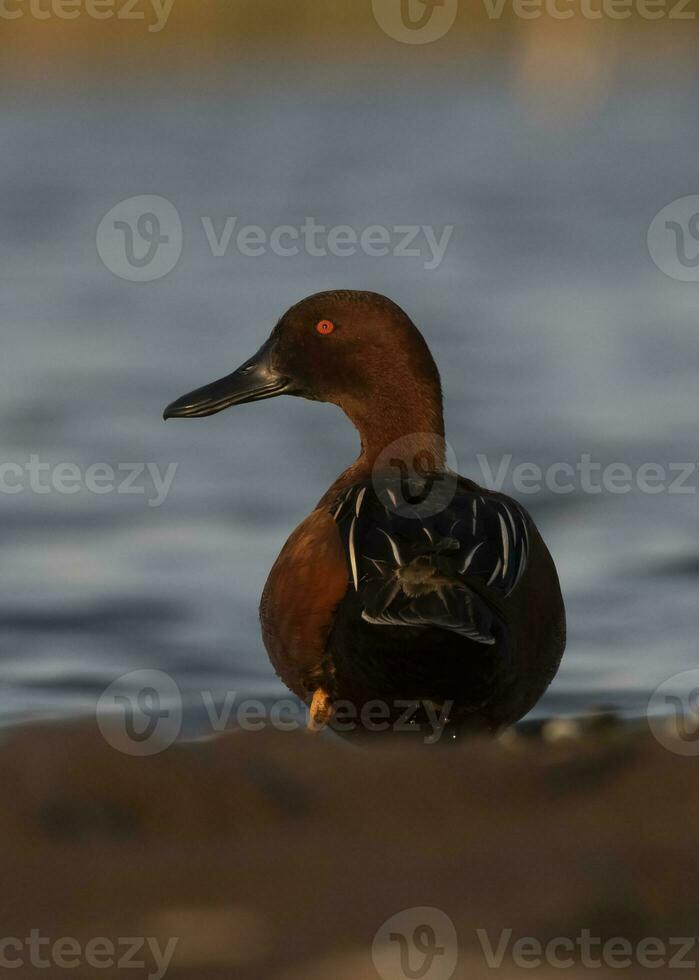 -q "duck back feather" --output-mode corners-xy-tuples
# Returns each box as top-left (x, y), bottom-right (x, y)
(332, 476), (530, 647)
